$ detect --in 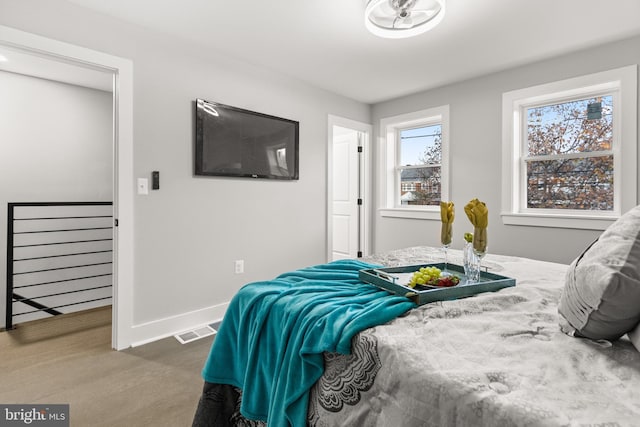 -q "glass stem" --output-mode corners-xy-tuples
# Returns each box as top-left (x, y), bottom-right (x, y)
(443, 245), (448, 272)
